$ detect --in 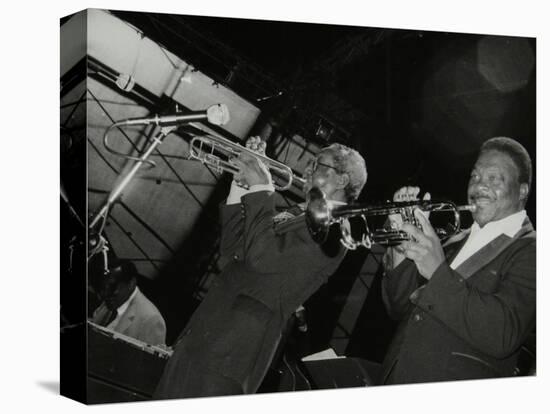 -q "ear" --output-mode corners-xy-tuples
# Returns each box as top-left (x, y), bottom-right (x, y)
(126, 277), (137, 292)
(519, 183), (529, 203)
(337, 172), (350, 190)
